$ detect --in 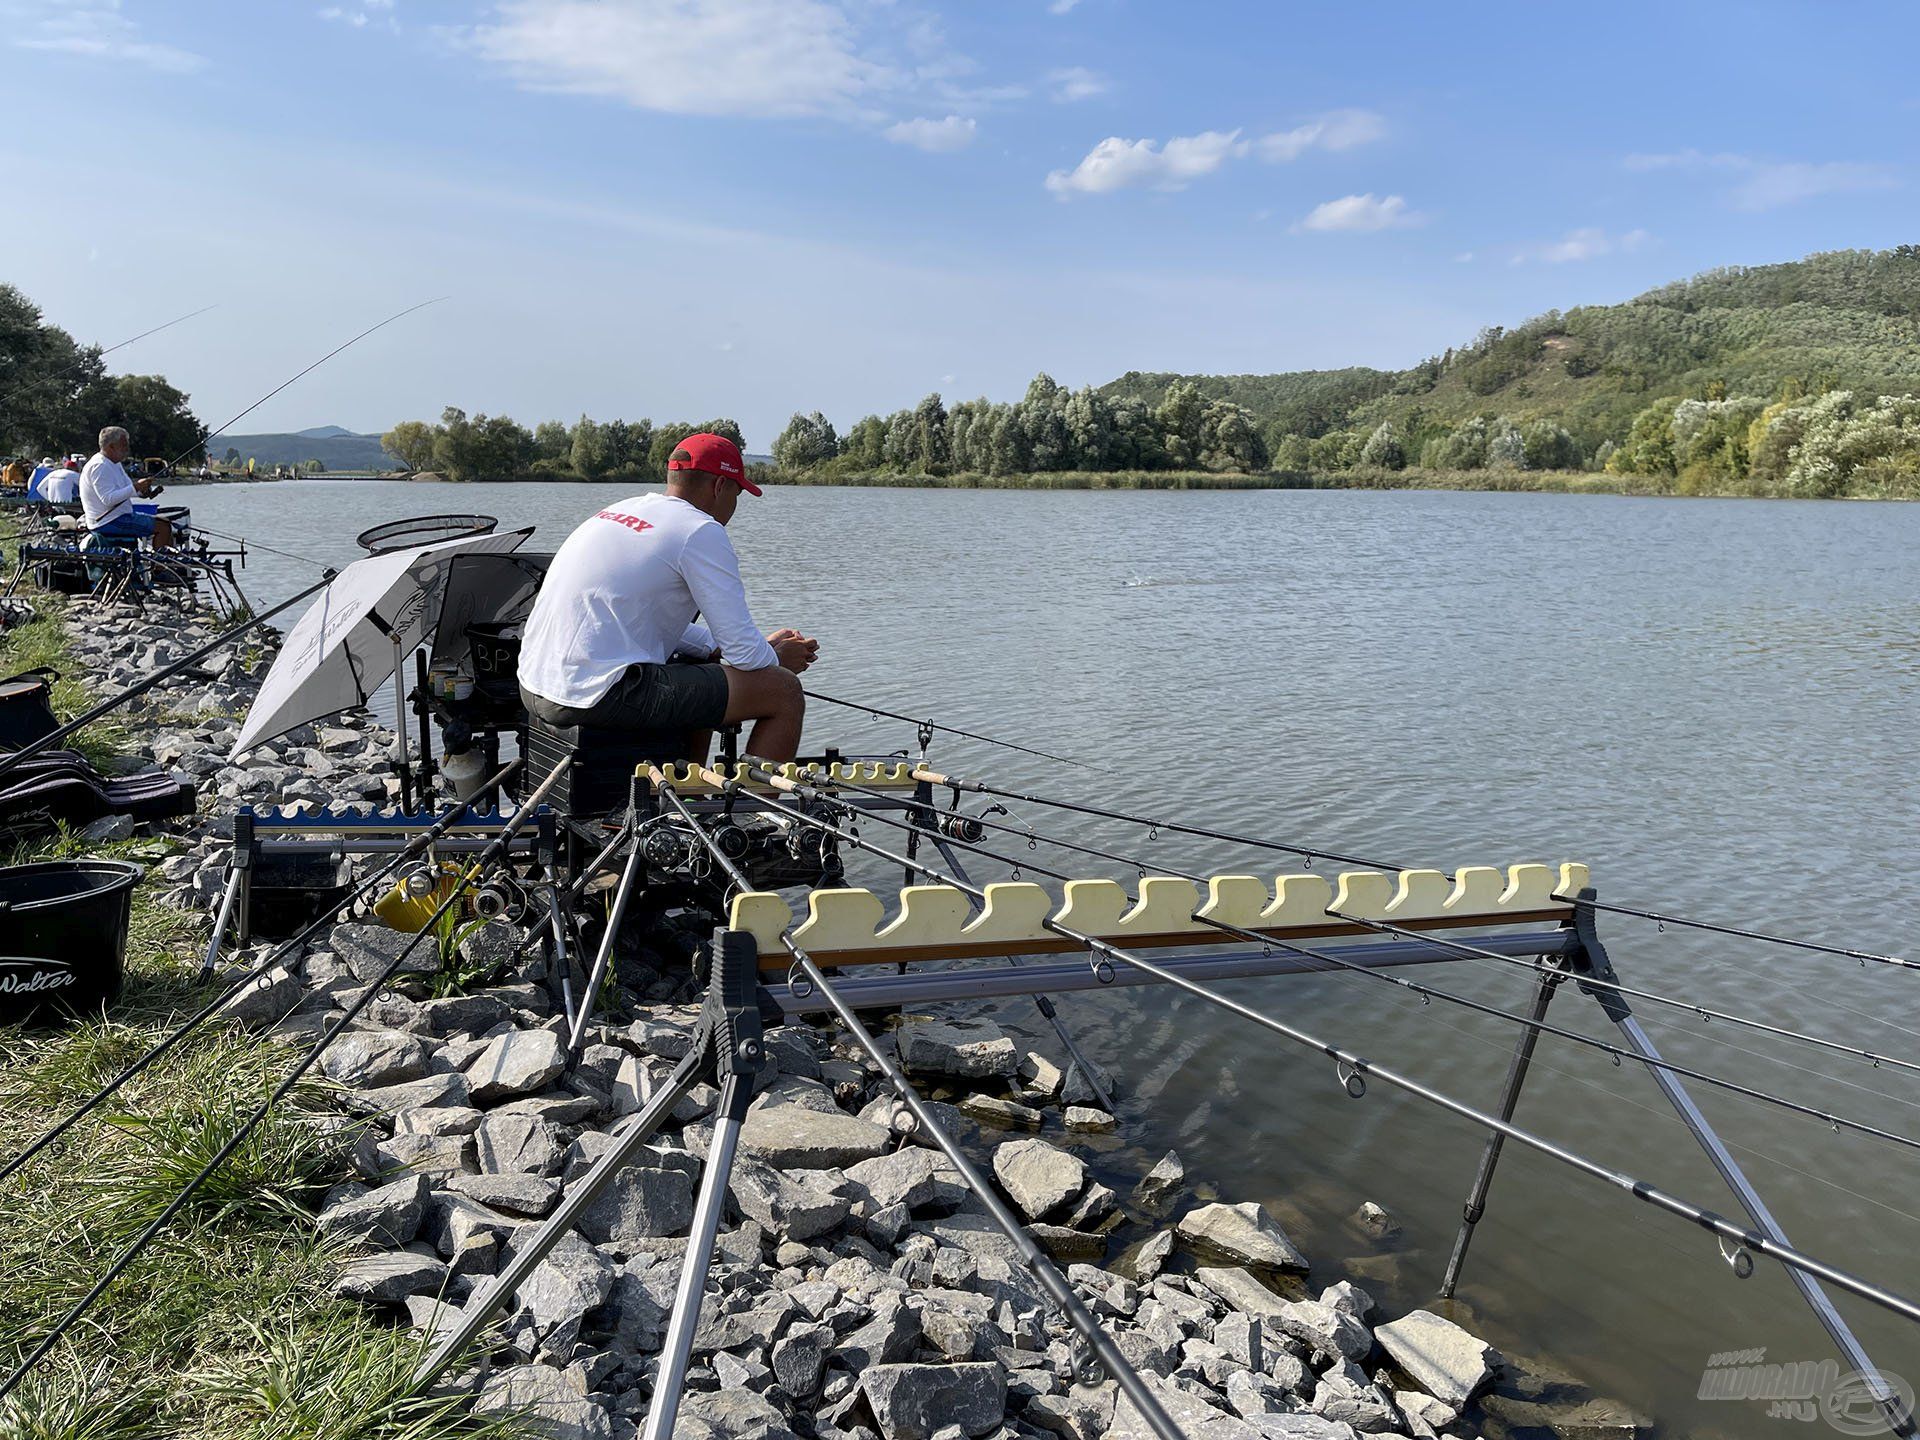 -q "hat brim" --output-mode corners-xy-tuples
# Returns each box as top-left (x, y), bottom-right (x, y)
(735, 475), (763, 497)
